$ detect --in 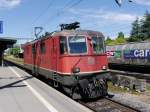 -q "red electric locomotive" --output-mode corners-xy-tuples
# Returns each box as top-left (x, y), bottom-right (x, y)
(24, 23), (110, 99)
